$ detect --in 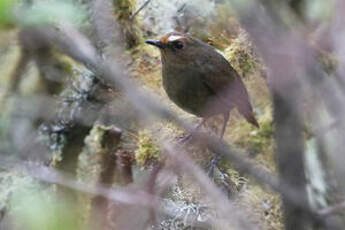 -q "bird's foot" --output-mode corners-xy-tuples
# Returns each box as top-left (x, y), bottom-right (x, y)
(206, 154), (221, 178)
(177, 132), (193, 144)
(177, 118), (207, 144)
(206, 155), (235, 198)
